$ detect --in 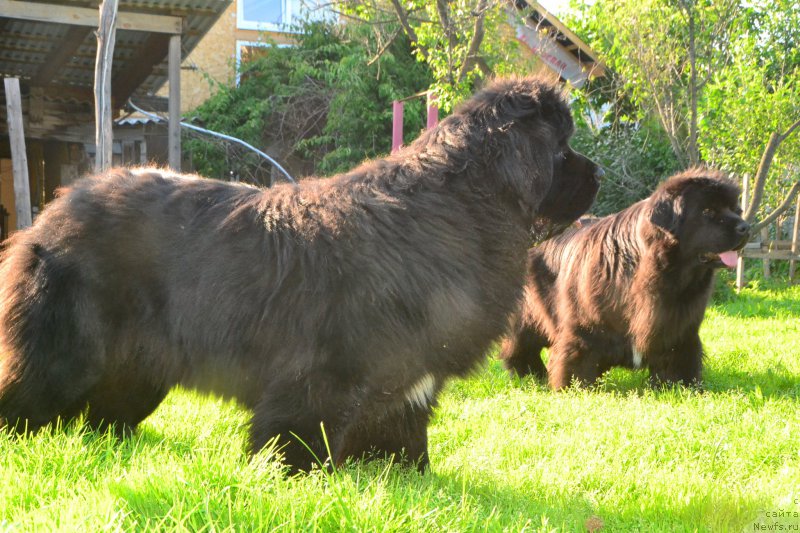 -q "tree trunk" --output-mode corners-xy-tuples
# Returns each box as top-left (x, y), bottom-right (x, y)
(744, 117), (800, 223)
(687, 6), (700, 166)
